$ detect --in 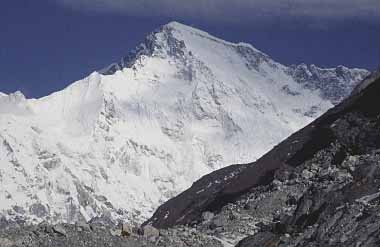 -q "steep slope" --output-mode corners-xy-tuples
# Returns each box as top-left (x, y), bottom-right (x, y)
(288, 64), (367, 104)
(146, 72), (380, 246)
(0, 22), (368, 225)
